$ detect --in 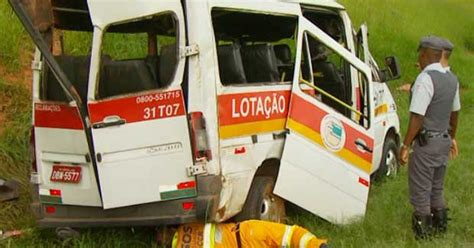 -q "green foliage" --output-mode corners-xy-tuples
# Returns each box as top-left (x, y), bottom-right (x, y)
(63, 31), (93, 56)
(340, 0), (474, 90)
(0, 80), (34, 230)
(0, 1), (31, 71)
(62, 31), (176, 60)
